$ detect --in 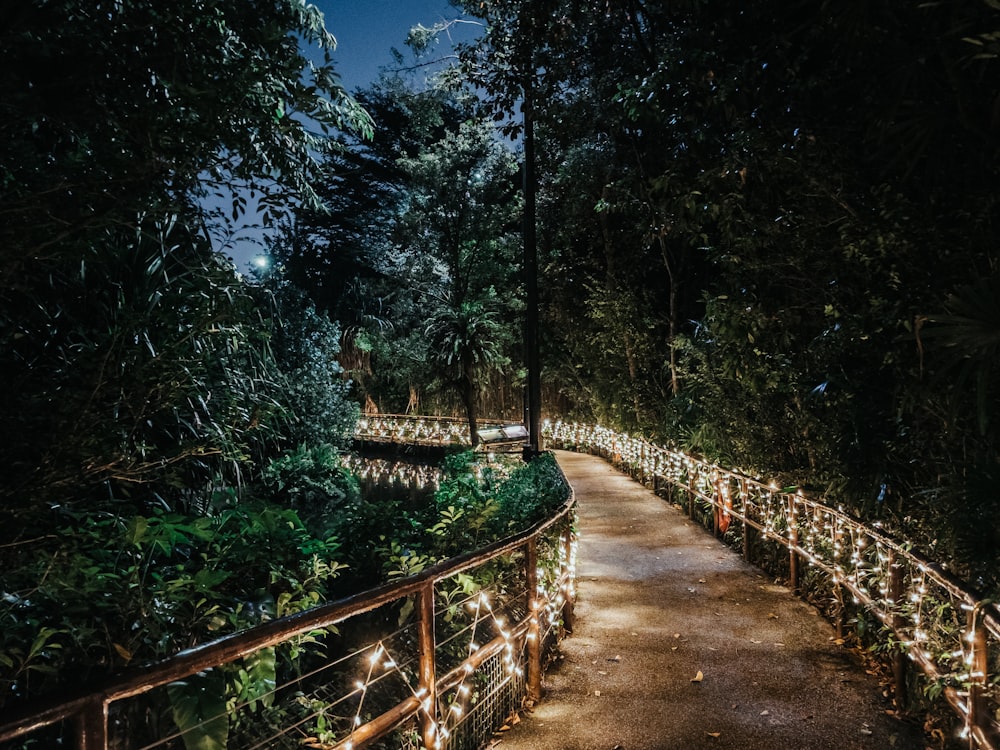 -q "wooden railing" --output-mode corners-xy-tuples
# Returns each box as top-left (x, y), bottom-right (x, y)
(0, 451), (576, 750)
(545, 419), (1000, 749)
(10, 412), (998, 748)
